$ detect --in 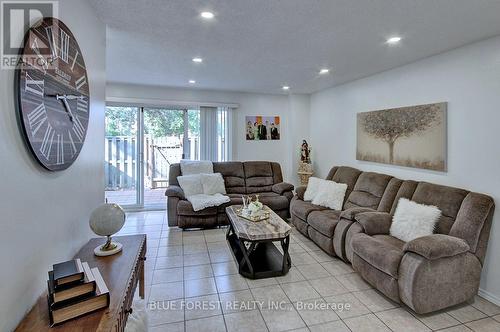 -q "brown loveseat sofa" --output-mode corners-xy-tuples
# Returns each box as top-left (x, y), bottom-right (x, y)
(166, 161), (294, 229)
(290, 166), (495, 314)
